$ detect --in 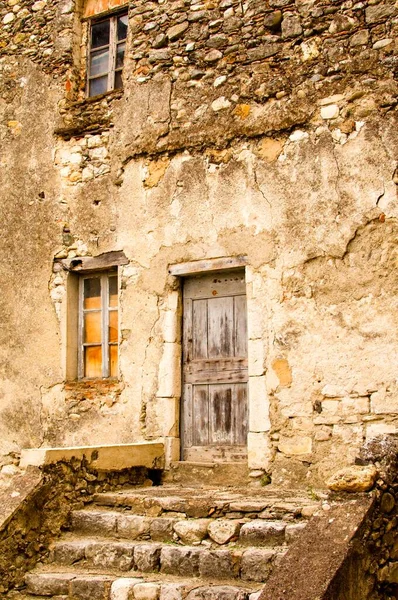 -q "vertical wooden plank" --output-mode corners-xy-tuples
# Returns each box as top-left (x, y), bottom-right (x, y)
(183, 298), (193, 366)
(192, 385), (209, 445)
(233, 383), (248, 445)
(209, 384), (233, 444)
(208, 297), (234, 358)
(234, 295), (248, 358)
(192, 299), (208, 360)
(182, 383), (193, 450)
